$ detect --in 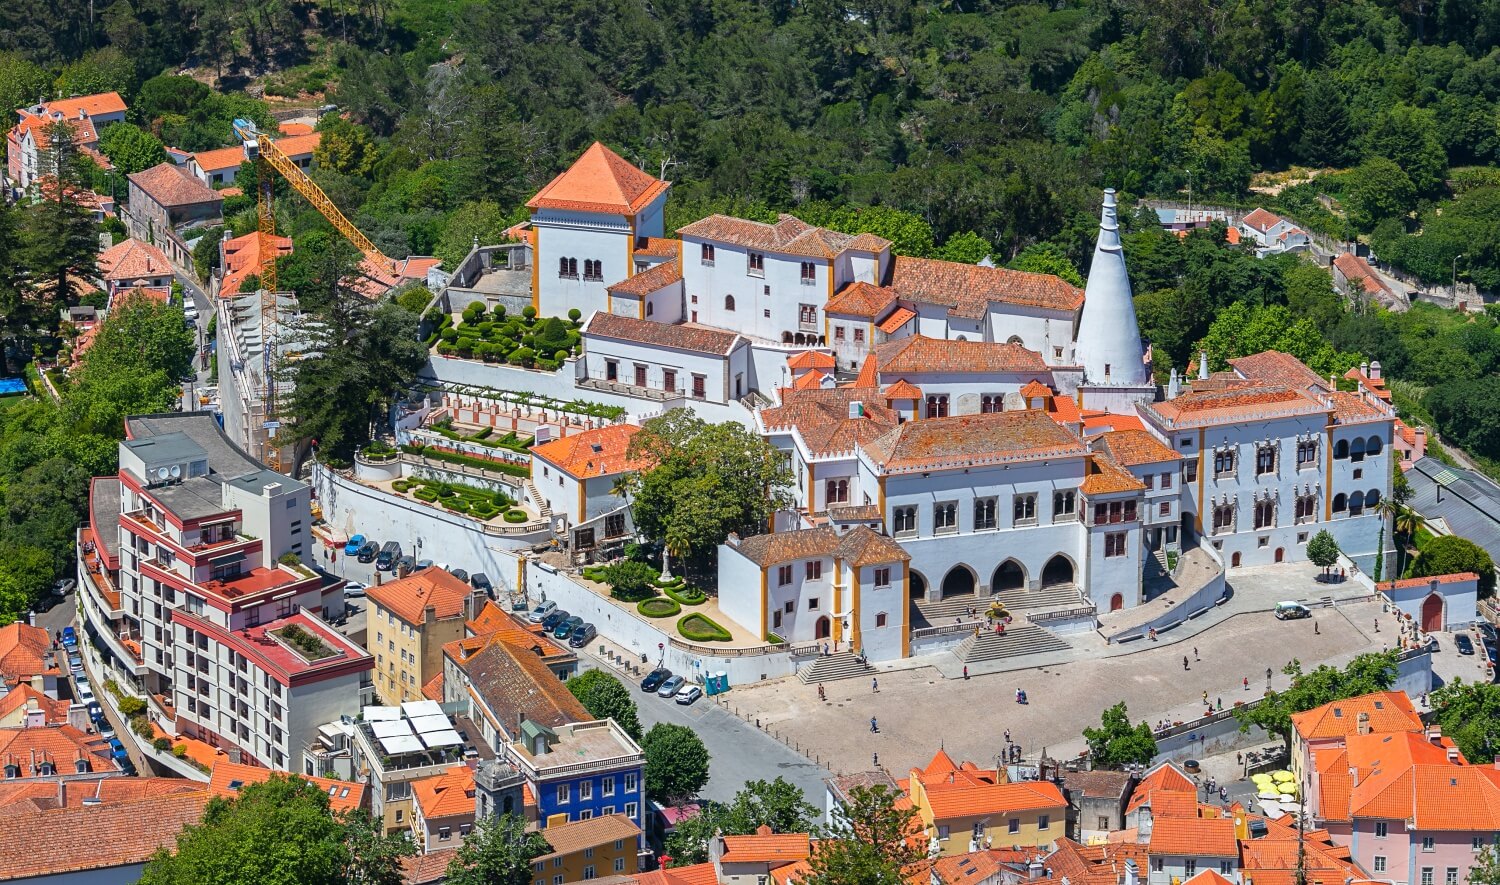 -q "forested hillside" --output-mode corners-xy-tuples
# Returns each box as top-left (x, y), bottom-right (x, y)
(8, 0), (1500, 285)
